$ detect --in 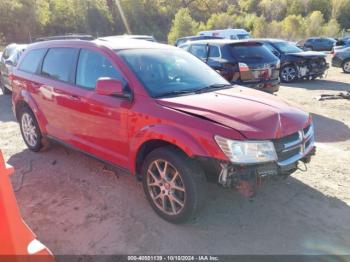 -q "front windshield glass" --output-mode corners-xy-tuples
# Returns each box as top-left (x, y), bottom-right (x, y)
(118, 49), (230, 98)
(274, 42), (303, 53)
